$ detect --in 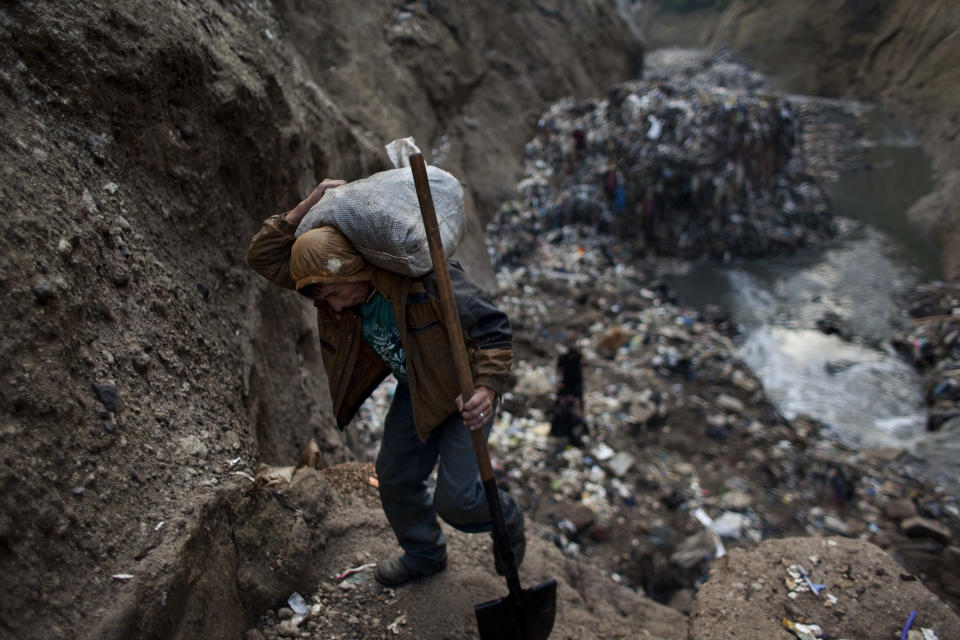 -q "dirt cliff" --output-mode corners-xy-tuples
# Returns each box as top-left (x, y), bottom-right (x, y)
(0, 1), (645, 637)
